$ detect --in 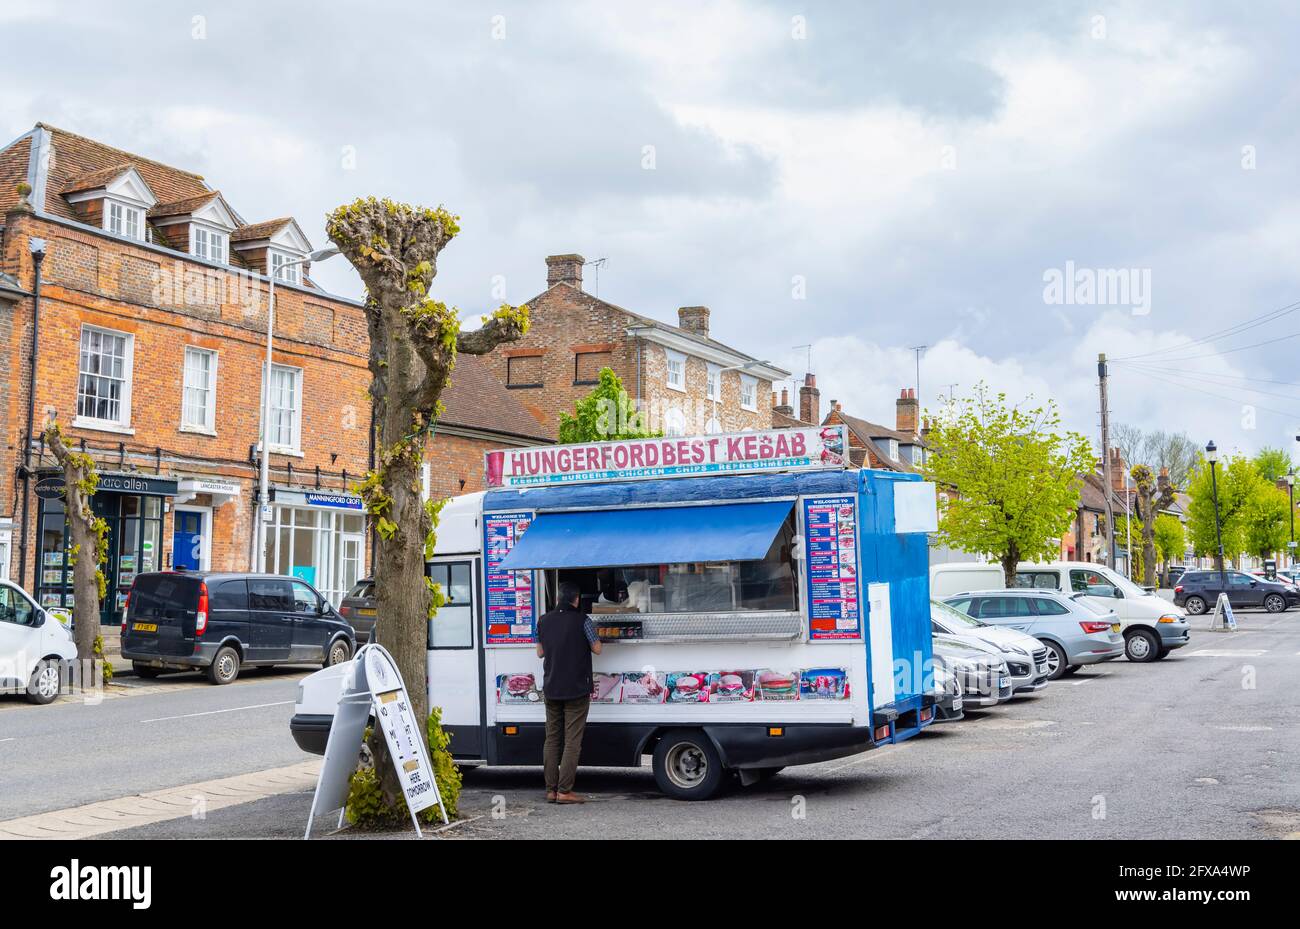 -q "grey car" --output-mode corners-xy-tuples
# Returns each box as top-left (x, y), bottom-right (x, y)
(930, 599), (1051, 695)
(943, 589), (1125, 679)
(338, 578), (377, 643)
(931, 633), (1013, 708)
